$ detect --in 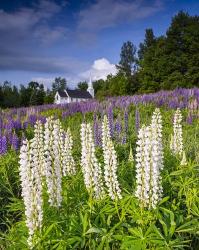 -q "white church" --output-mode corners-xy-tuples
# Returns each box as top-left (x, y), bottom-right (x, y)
(54, 77), (94, 104)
